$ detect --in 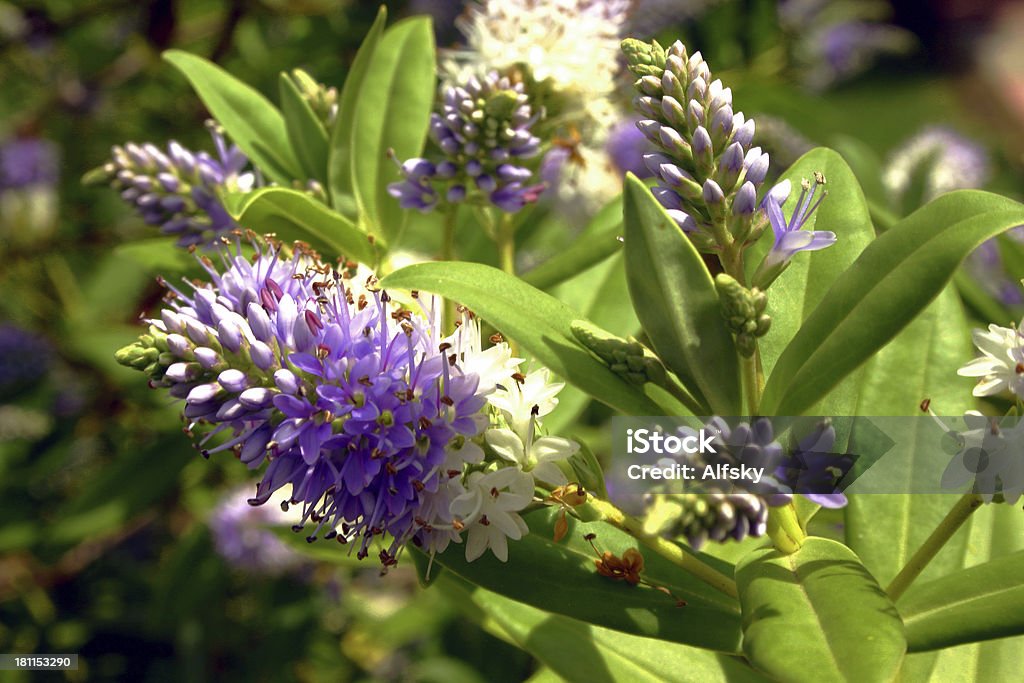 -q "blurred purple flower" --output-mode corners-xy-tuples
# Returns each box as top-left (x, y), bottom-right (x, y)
(0, 138), (59, 190)
(605, 118), (654, 178)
